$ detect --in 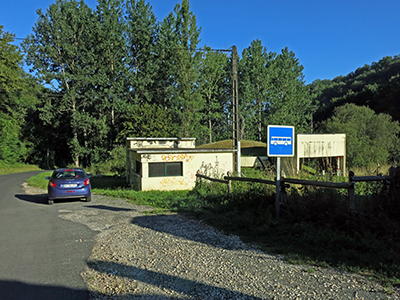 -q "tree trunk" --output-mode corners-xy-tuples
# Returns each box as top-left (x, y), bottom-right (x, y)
(208, 118), (212, 143)
(257, 101), (262, 141)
